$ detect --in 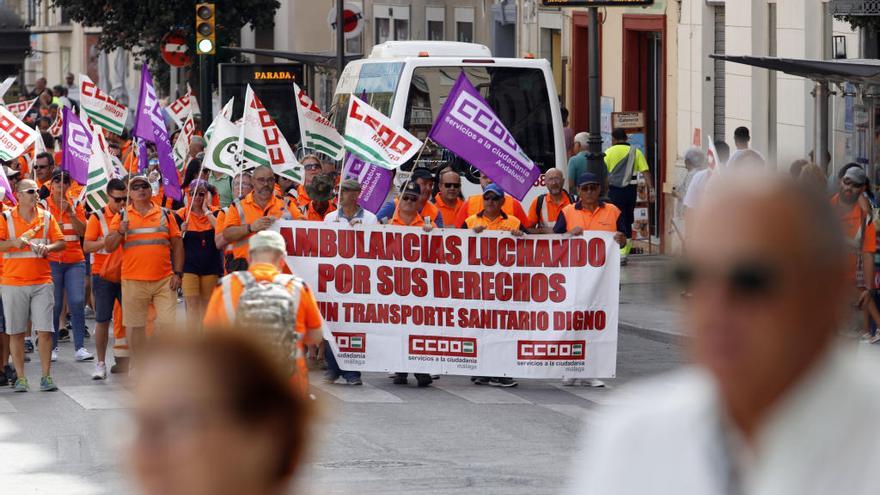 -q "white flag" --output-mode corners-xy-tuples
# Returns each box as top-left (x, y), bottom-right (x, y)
(241, 85), (302, 181)
(0, 76), (16, 101)
(79, 74), (128, 135)
(168, 85), (200, 128)
(0, 106), (39, 161)
(5, 98), (37, 120)
(203, 114), (242, 177)
(294, 82), (344, 161)
(205, 97), (234, 143)
(344, 95), (422, 170)
(173, 113), (196, 173)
